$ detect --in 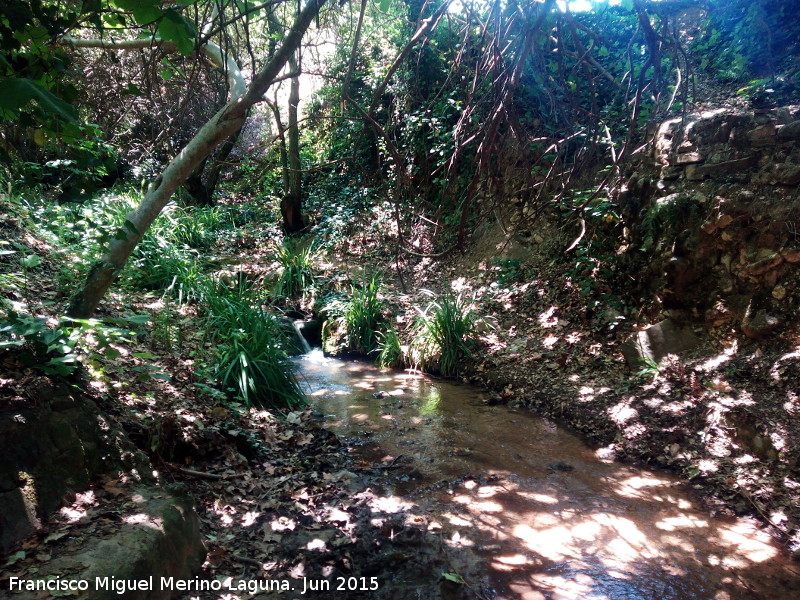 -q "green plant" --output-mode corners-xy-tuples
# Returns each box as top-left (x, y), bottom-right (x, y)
(0, 310), (146, 377)
(343, 272), (384, 356)
(490, 258), (523, 286)
(200, 280), (305, 411)
(273, 240), (317, 300)
(0, 311), (79, 376)
(150, 301), (185, 352)
(636, 356), (660, 380)
(377, 326), (404, 368)
(639, 194), (700, 253)
(172, 205), (229, 249)
(410, 293), (478, 377)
